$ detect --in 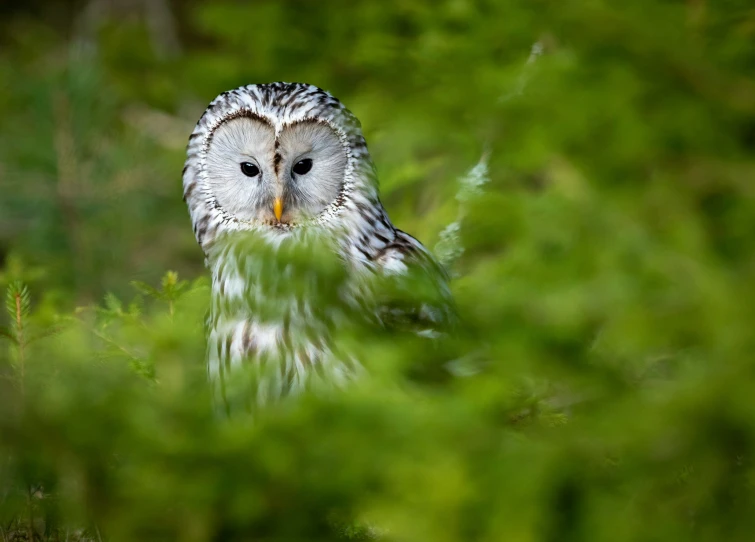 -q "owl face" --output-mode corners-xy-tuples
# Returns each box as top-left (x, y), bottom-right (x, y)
(185, 83), (380, 250)
(205, 114), (348, 227)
